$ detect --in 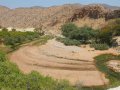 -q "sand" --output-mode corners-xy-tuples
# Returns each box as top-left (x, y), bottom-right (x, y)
(9, 39), (118, 86)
